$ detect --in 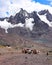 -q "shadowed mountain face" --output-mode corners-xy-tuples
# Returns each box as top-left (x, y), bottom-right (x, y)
(0, 8), (52, 47)
(8, 8), (49, 35)
(8, 8), (29, 24)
